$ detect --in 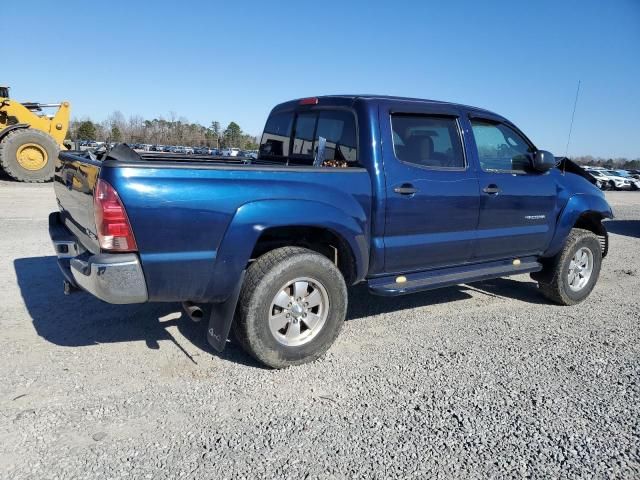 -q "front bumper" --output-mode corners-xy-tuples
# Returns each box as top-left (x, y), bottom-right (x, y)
(49, 212), (148, 304)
